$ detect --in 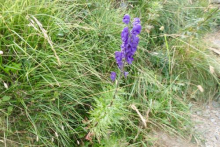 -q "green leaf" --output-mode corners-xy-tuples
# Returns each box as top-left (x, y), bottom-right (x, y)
(7, 106), (13, 115)
(2, 96), (11, 102)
